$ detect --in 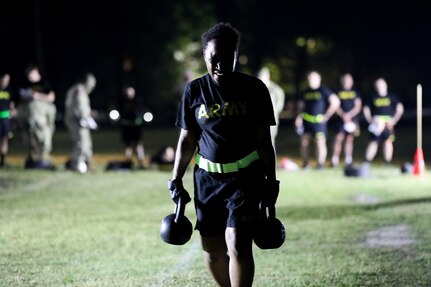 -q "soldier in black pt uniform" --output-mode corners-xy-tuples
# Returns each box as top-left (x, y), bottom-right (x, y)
(295, 71), (340, 169)
(331, 73), (362, 167)
(363, 78), (404, 164)
(118, 85), (145, 168)
(168, 23), (279, 286)
(0, 73), (15, 167)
